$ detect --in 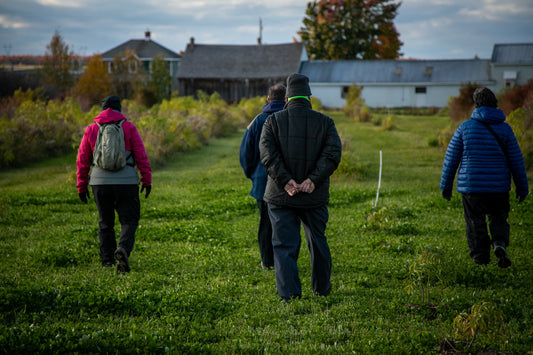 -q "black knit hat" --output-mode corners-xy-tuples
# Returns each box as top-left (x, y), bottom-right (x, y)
(285, 73), (312, 98)
(473, 87), (498, 108)
(102, 96), (122, 112)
